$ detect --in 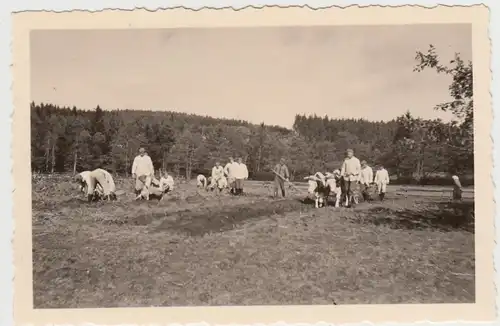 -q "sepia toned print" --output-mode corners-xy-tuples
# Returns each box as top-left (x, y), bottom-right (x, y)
(12, 5), (494, 325)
